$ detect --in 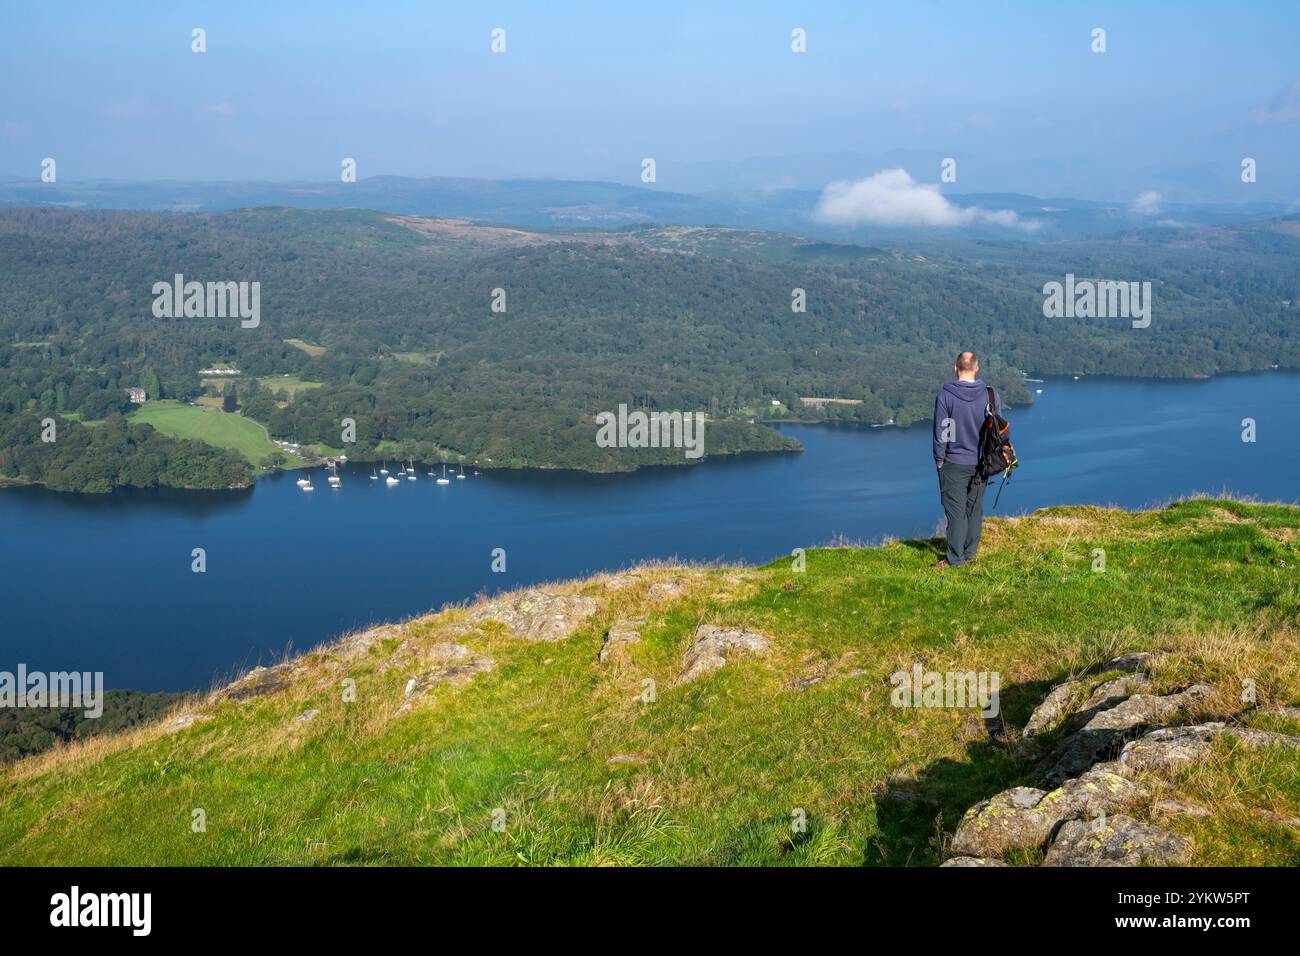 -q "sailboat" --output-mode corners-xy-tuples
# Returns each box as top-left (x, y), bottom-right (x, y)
(385, 471), (400, 486)
(379, 461), (389, 475)
(436, 464), (450, 485)
(301, 472), (314, 491)
(406, 458), (417, 481)
(456, 465), (466, 480)
(327, 461), (341, 488)
(370, 466), (378, 480)
(296, 473), (309, 487)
